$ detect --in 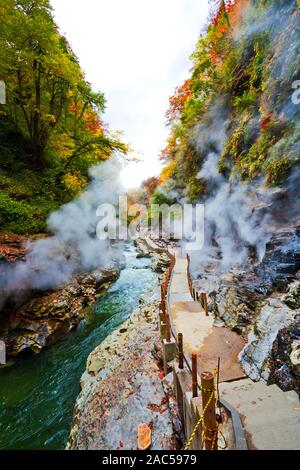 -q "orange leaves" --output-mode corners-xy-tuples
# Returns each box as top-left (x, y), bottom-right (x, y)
(210, 0), (250, 31)
(210, 0), (237, 25)
(166, 79), (192, 126)
(208, 1), (232, 64)
(226, 2), (237, 14)
(138, 424), (152, 451)
(69, 100), (105, 135)
(69, 102), (77, 115)
(260, 111), (274, 133)
(226, 0), (251, 29)
(159, 161), (176, 185)
(83, 112), (104, 134)
(160, 133), (178, 163)
(208, 1), (241, 64)
(142, 177), (160, 196)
